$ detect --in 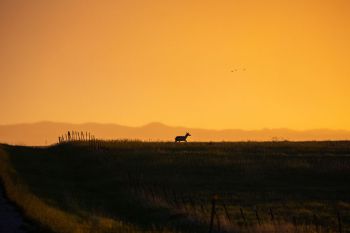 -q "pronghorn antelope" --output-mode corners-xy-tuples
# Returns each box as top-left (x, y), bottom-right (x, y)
(175, 132), (191, 142)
